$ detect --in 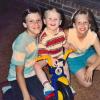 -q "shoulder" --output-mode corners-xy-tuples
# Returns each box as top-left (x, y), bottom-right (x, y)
(12, 32), (28, 50)
(64, 29), (69, 34)
(88, 30), (97, 41)
(90, 30), (97, 37)
(39, 29), (47, 42)
(64, 28), (74, 38)
(64, 28), (75, 34)
(14, 32), (27, 42)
